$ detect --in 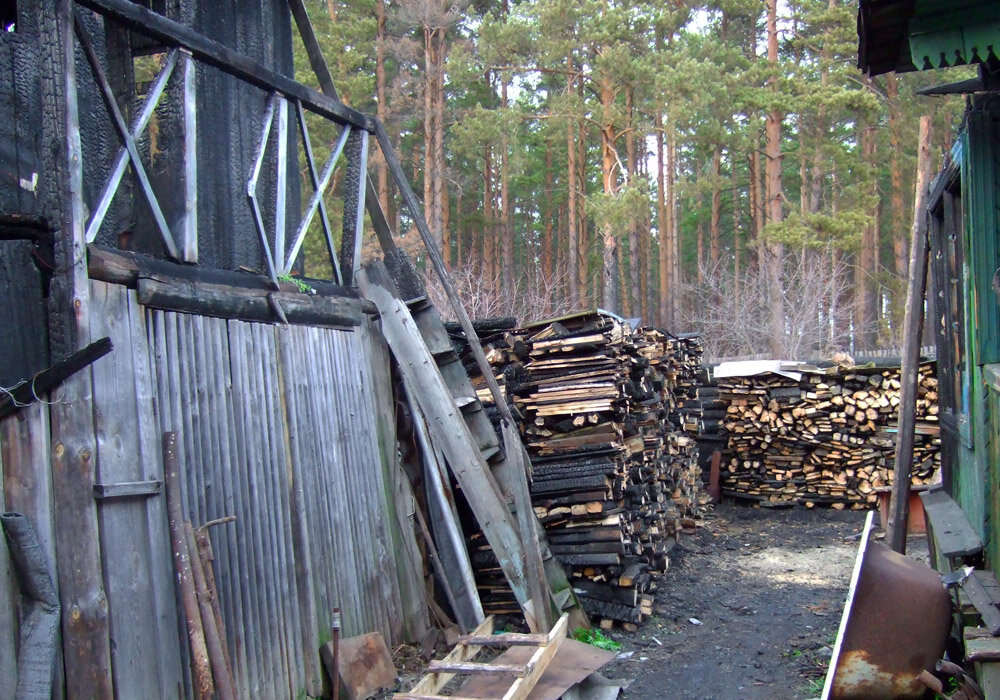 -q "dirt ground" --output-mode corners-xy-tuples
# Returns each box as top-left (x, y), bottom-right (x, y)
(600, 501), (925, 700)
(387, 501), (929, 700)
